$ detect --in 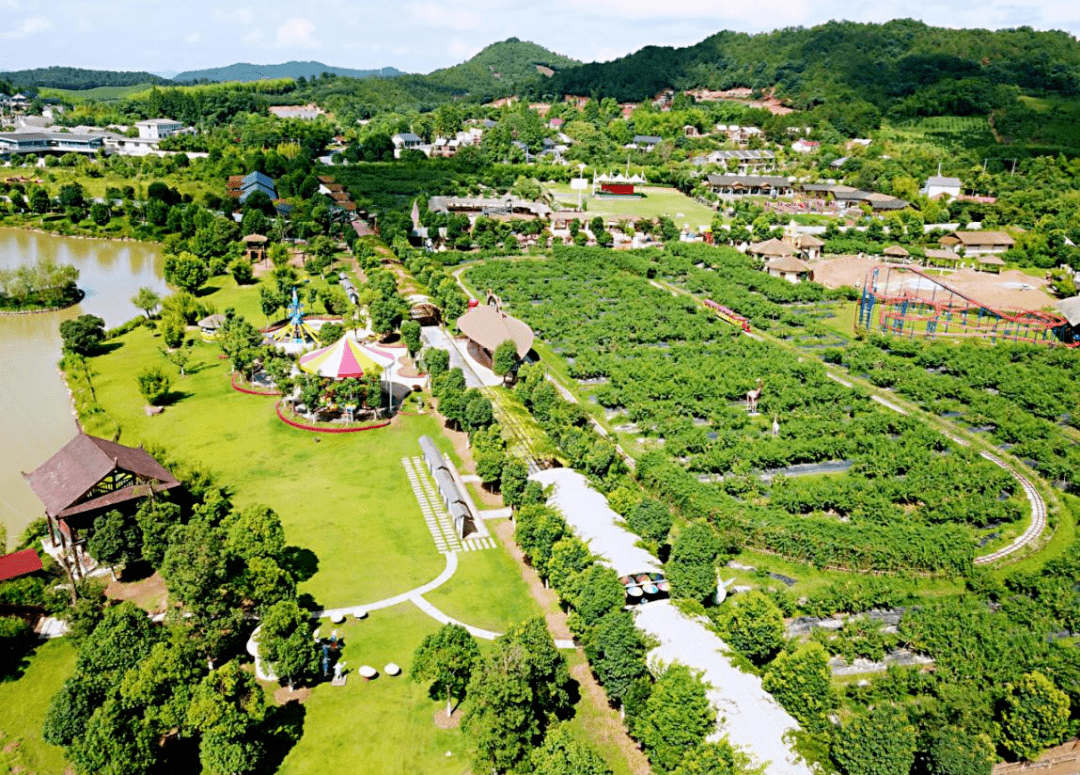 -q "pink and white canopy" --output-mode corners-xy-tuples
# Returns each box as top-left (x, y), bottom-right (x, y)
(298, 336), (396, 380)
